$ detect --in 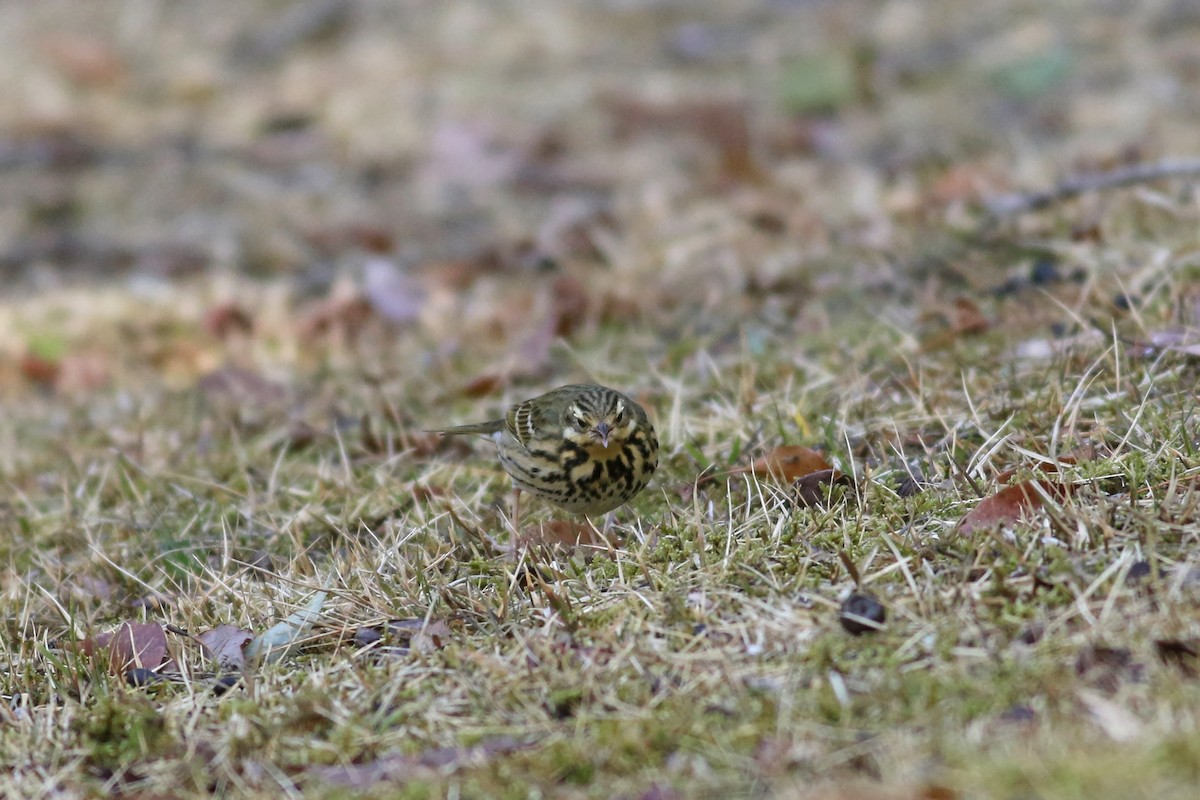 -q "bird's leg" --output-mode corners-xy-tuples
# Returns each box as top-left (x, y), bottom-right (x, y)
(509, 487), (523, 533)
